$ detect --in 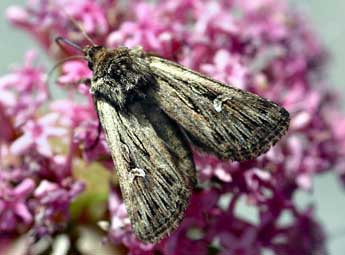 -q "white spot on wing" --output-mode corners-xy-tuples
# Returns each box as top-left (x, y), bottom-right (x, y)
(129, 168), (146, 183)
(213, 95), (232, 112)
